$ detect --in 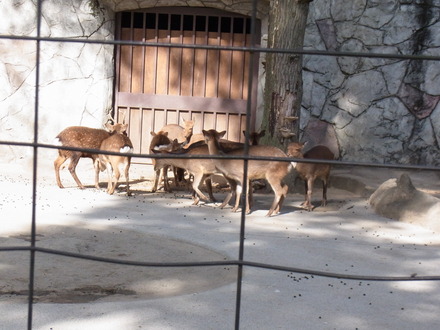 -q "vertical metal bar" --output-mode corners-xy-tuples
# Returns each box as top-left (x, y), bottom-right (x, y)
(141, 13), (146, 93)
(28, 0), (43, 329)
(129, 12), (134, 93)
(234, 1), (258, 329)
(114, 13), (122, 113)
